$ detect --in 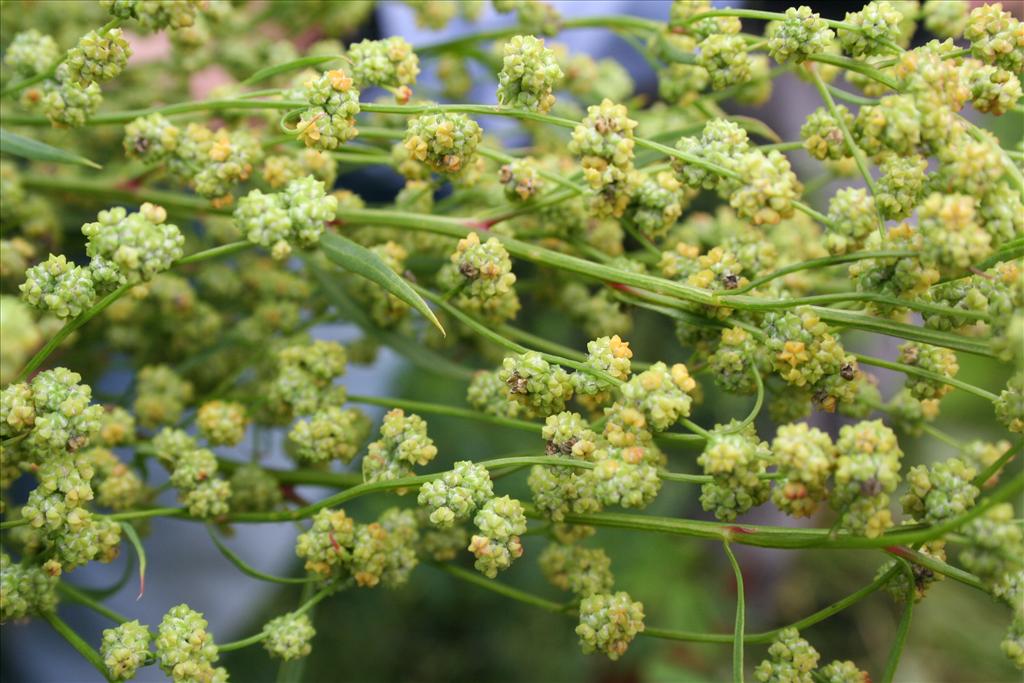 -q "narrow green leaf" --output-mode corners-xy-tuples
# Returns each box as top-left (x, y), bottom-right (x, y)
(0, 129), (102, 169)
(319, 231), (445, 336)
(306, 257), (474, 380)
(119, 522), (147, 600)
(242, 55), (342, 85)
(206, 525), (317, 585)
